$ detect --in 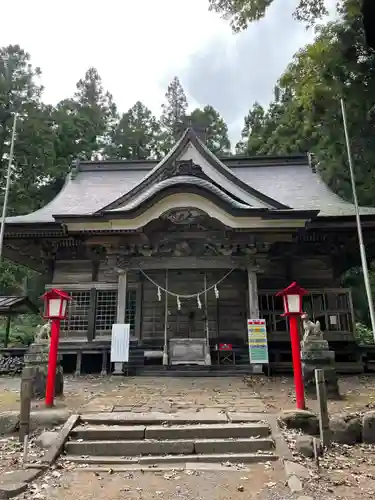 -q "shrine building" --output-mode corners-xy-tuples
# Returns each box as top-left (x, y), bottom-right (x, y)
(4, 128), (375, 374)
